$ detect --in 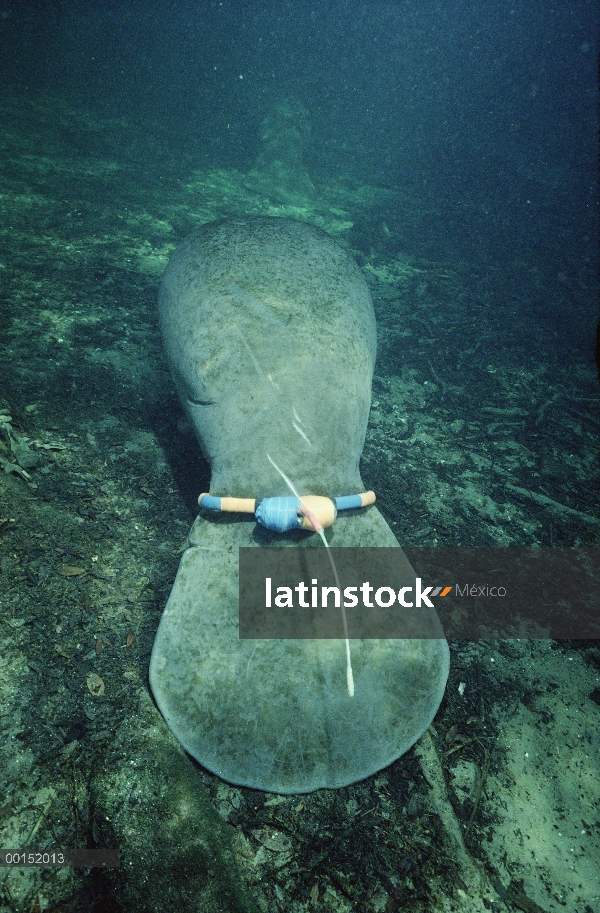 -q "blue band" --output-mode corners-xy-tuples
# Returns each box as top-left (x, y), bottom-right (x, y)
(199, 494), (222, 511)
(334, 494), (364, 511)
